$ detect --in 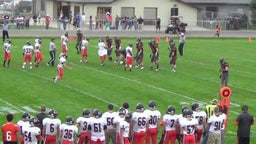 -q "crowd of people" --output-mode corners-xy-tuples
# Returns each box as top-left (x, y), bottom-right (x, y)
(1, 100), (254, 144)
